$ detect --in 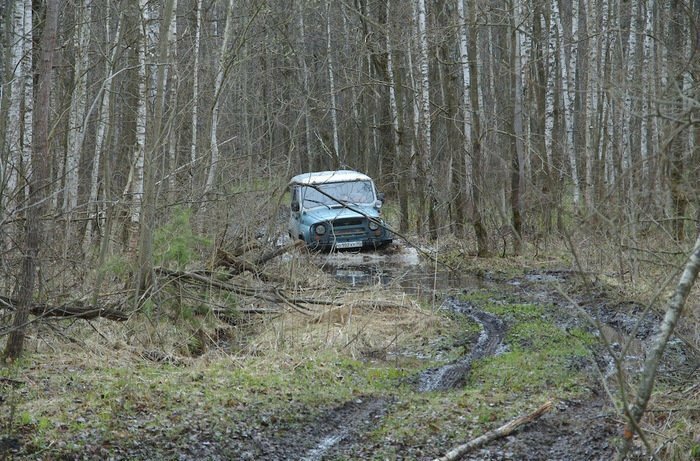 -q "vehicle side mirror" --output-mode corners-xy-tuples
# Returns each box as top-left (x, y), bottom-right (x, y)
(375, 192), (385, 210)
(291, 202), (300, 212)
